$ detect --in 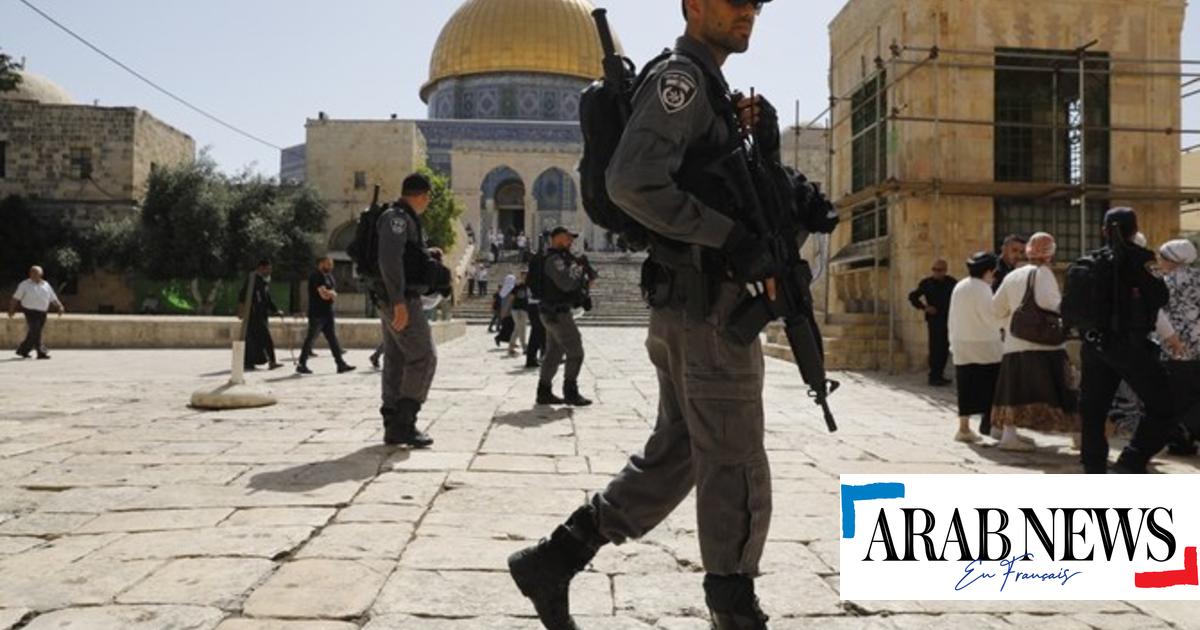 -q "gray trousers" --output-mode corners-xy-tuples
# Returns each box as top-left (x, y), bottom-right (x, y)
(593, 283), (770, 576)
(539, 308), (584, 384)
(379, 296), (437, 408)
